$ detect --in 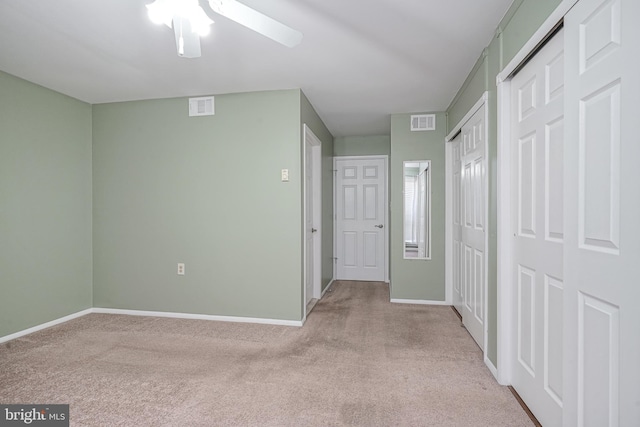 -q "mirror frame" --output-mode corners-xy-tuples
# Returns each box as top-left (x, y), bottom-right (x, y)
(403, 160), (431, 260)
